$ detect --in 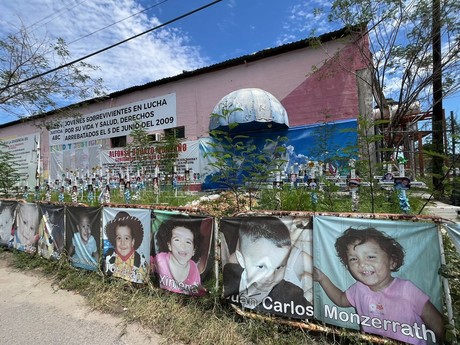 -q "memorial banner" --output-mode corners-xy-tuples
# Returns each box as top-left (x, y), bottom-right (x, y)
(0, 200), (17, 247)
(220, 216), (314, 319)
(38, 204), (65, 260)
(0, 133), (40, 187)
(13, 202), (40, 254)
(100, 140), (201, 181)
(49, 94), (177, 146)
(151, 210), (214, 296)
(102, 207), (150, 283)
(445, 223), (460, 255)
(313, 216), (444, 345)
(66, 206), (102, 271)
